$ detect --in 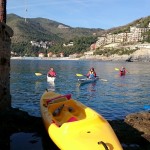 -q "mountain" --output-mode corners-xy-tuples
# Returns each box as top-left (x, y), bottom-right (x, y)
(7, 14), (150, 57)
(107, 16), (150, 34)
(7, 14), (150, 44)
(7, 14), (104, 44)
